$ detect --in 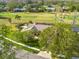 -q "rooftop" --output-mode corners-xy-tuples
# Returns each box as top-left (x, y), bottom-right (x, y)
(21, 23), (52, 32)
(16, 50), (50, 59)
